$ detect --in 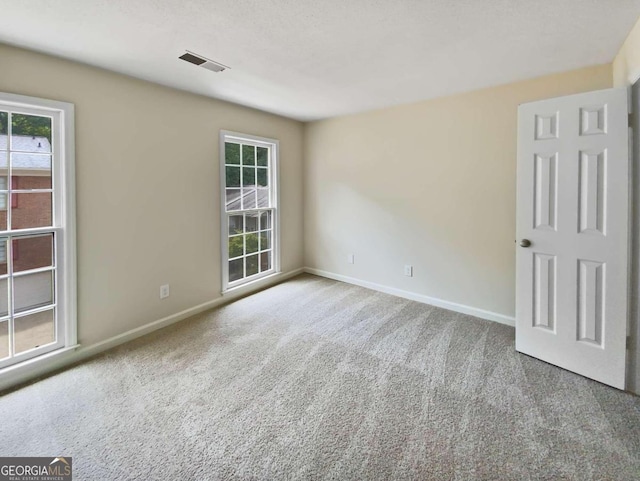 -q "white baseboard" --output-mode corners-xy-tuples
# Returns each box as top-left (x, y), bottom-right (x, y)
(304, 267), (515, 327)
(0, 268), (305, 393)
